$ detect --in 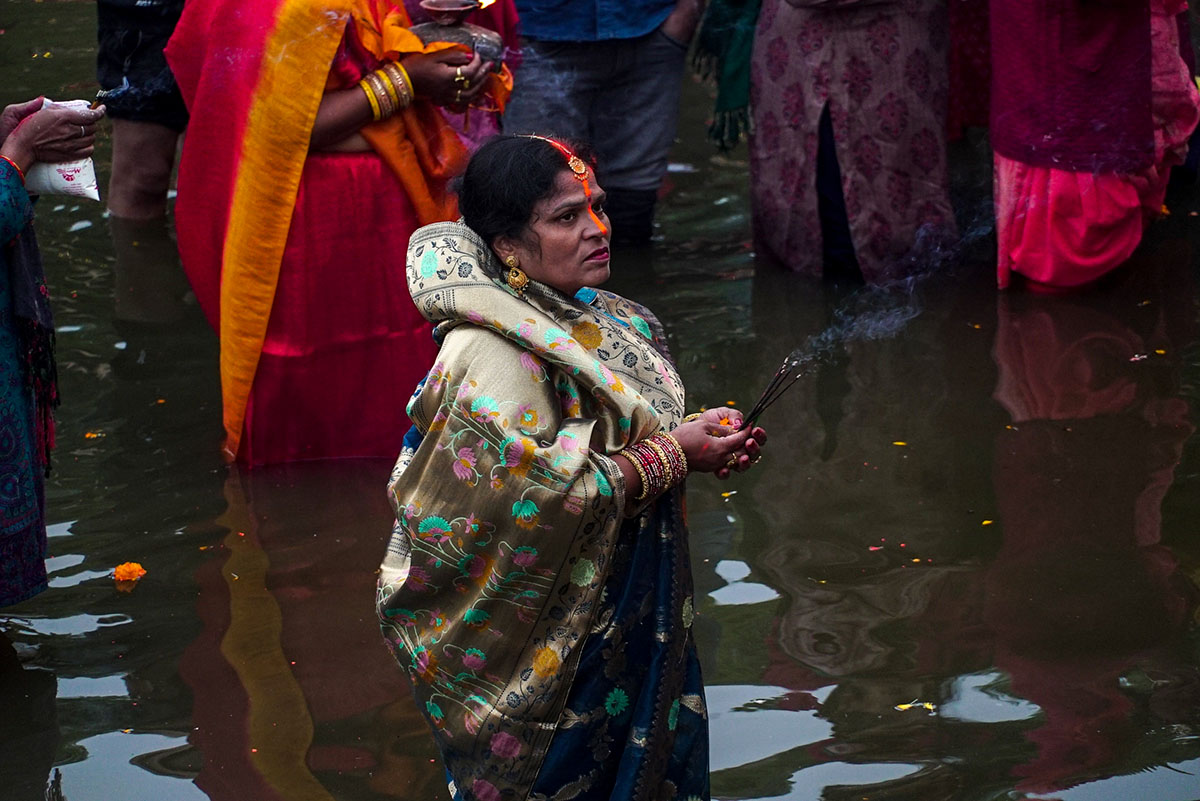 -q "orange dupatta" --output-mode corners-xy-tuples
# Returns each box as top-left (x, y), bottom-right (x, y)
(214, 0), (511, 461)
